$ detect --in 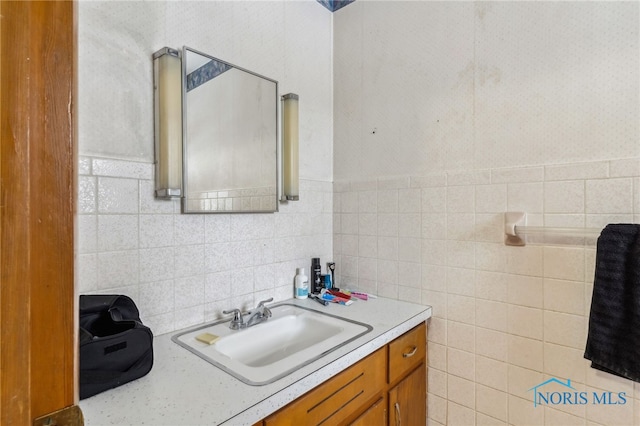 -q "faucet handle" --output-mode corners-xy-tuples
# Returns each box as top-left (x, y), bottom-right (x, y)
(256, 298), (273, 317)
(222, 308), (244, 329)
(256, 297), (273, 307)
